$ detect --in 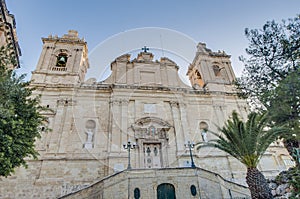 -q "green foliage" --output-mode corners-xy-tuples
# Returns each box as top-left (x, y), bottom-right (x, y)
(198, 111), (288, 198)
(238, 15), (300, 108)
(0, 46), (47, 177)
(268, 70), (300, 165)
(0, 45), (17, 68)
(237, 14), (300, 164)
(275, 167), (300, 198)
(289, 167), (300, 198)
(268, 69), (300, 132)
(199, 111), (289, 168)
